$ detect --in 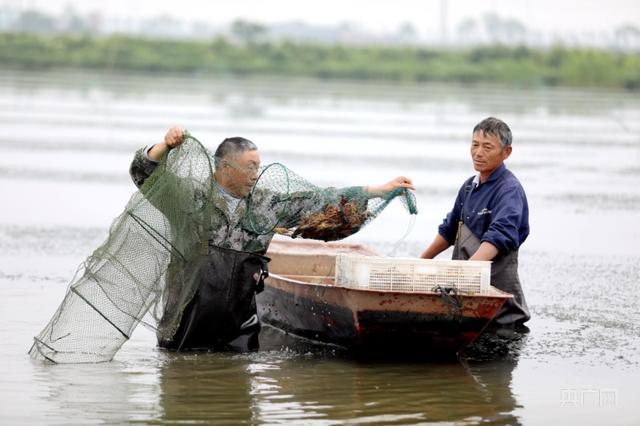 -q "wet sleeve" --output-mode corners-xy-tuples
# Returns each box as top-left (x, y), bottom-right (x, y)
(481, 184), (526, 253)
(438, 187), (464, 245)
(129, 146), (160, 188)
